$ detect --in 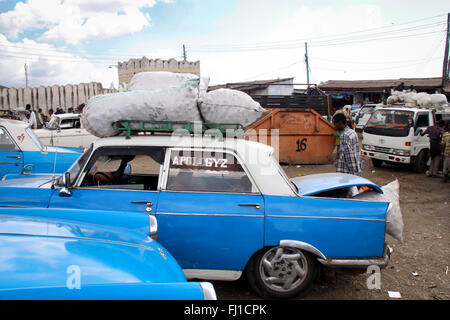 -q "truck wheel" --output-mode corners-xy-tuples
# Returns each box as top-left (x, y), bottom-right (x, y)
(372, 159), (383, 168)
(246, 246), (318, 299)
(413, 150), (428, 173)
